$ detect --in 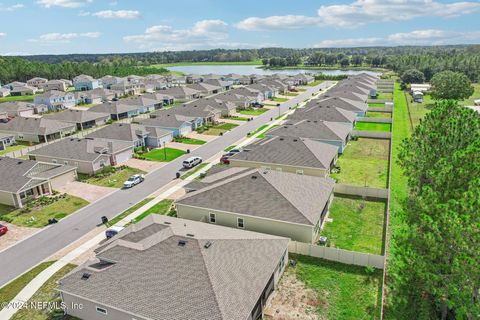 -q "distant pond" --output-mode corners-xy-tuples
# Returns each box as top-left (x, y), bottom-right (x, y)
(167, 65), (380, 76)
